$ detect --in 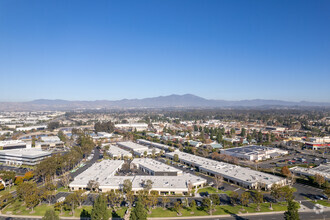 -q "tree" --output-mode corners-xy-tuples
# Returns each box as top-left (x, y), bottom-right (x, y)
(42, 208), (59, 220)
(106, 191), (116, 208)
(202, 197), (212, 214)
(230, 191), (239, 206)
(94, 121), (115, 133)
(48, 122), (60, 131)
(314, 174), (326, 188)
(126, 191), (134, 207)
(44, 189), (56, 206)
(149, 191), (159, 209)
(57, 130), (67, 142)
(252, 191), (263, 211)
(136, 190), (148, 208)
(210, 194), (220, 205)
(65, 193), (78, 216)
(240, 192), (250, 207)
(87, 180), (100, 192)
(324, 188), (330, 201)
(23, 171), (34, 181)
(17, 182), (39, 211)
(0, 192), (13, 209)
(240, 128), (246, 137)
(14, 176), (24, 185)
(284, 199), (300, 220)
(162, 197), (170, 209)
(74, 190), (87, 208)
(151, 149), (156, 158)
(214, 175), (223, 192)
(281, 166), (291, 177)
(173, 154), (179, 162)
(60, 174), (71, 189)
(123, 179), (132, 193)
(130, 200), (147, 220)
(271, 183), (282, 202)
(190, 200), (196, 210)
(173, 201), (183, 215)
(281, 185), (295, 201)
(91, 195), (109, 220)
(25, 187), (39, 211)
(142, 180), (153, 193)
